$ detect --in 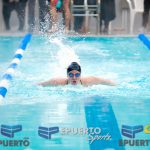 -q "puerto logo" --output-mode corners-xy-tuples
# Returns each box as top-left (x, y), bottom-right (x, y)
(119, 125), (150, 147)
(38, 126), (59, 139)
(1, 125), (22, 138)
(0, 125), (30, 147)
(122, 125), (143, 138)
